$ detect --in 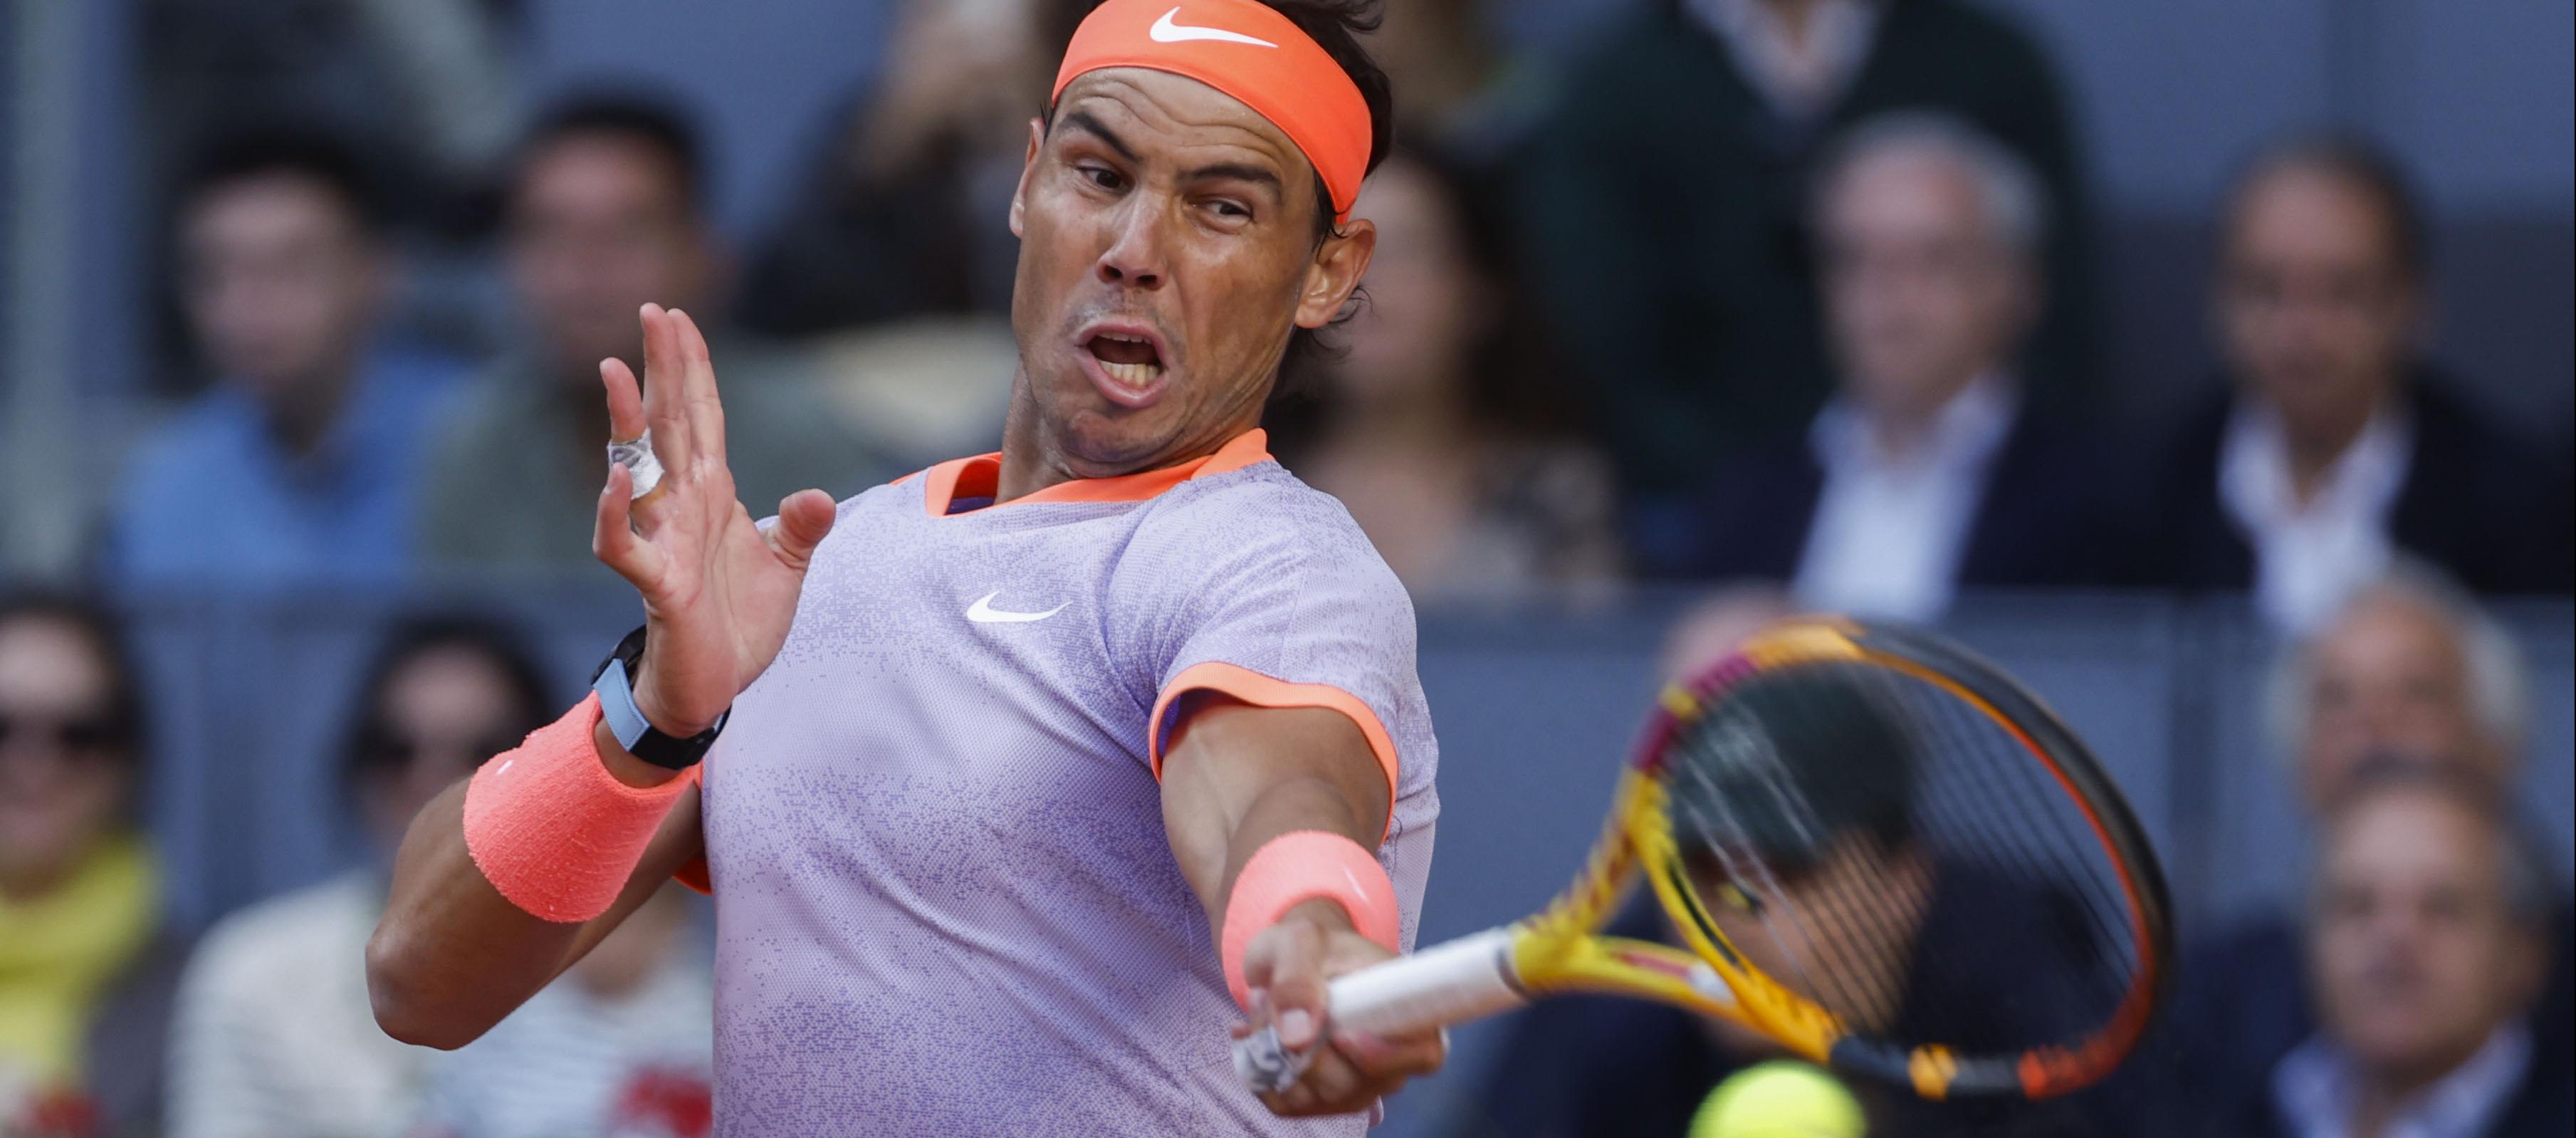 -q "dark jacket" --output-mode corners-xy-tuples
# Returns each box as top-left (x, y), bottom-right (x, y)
(2145, 375), (2574, 597)
(1448, 867), (2127, 1138)
(1665, 402), (2142, 586)
(1507, 0), (2093, 501)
